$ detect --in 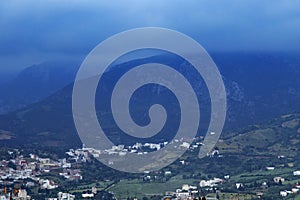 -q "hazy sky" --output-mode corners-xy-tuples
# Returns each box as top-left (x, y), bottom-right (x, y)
(1, 0), (300, 72)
